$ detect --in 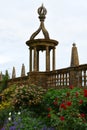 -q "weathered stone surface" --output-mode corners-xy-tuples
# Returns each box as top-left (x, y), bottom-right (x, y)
(21, 64), (26, 77)
(70, 43), (79, 67)
(26, 5), (58, 72)
(12, 67), (16, 79)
